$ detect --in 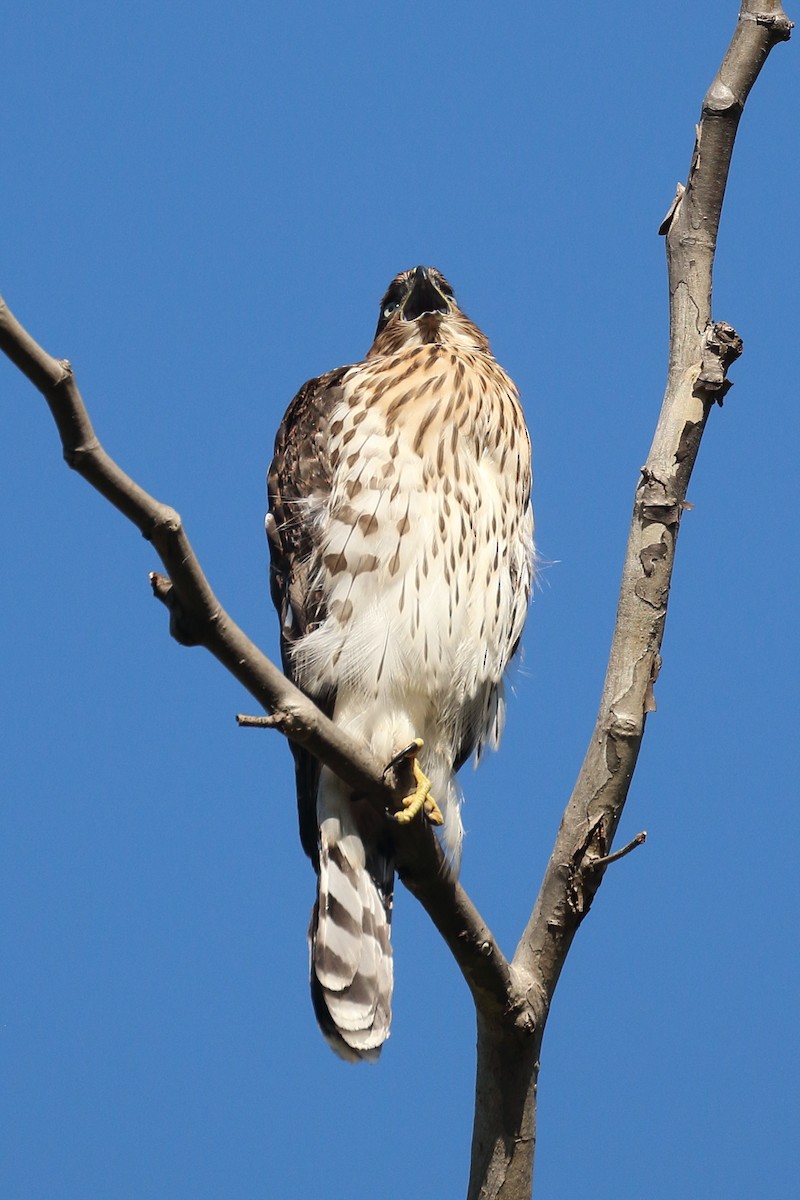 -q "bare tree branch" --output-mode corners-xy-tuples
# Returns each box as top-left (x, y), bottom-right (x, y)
(0, 289), (515, 1028)
(0, 5), (792, 1199)
(465, 5), (792, 1197)
(0, 300), (391, 800)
